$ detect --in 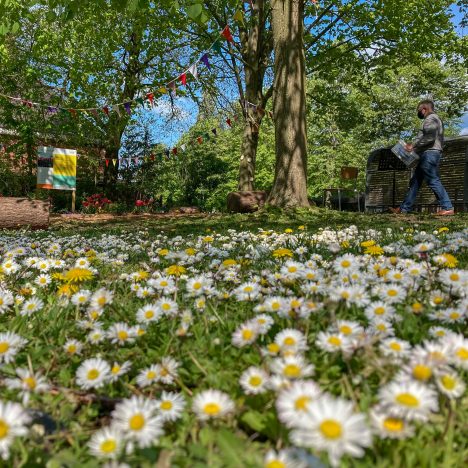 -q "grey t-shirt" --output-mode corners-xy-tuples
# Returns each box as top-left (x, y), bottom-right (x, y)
(412, 112), (444, 154)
